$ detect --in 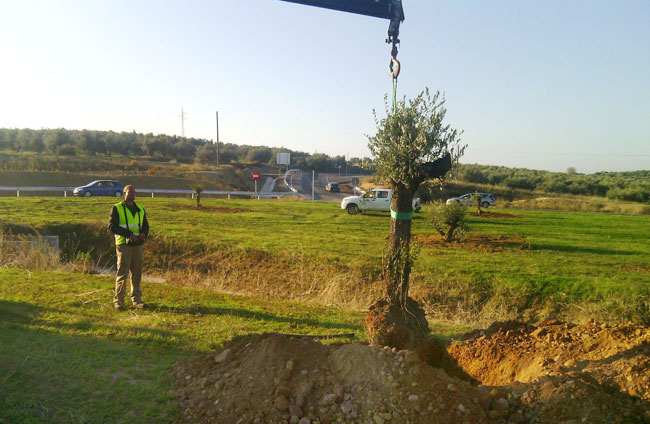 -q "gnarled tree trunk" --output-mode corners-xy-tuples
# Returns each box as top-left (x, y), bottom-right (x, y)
(384, 181), (414, 307)
(366, 181), (430, 349)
